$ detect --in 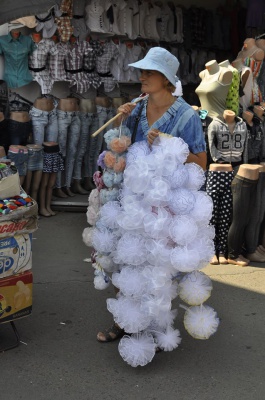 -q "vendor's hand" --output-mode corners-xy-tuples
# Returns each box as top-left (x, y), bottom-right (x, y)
(147, 129), (160, 146)
(117, 102), (136, 118)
